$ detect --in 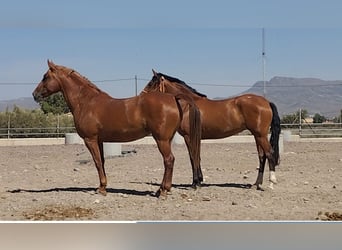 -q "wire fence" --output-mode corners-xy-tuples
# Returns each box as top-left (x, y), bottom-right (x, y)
(1, 123), (342, 139)
(281, 122), (342, 138)
(2, 76), (342, 93)
(1, 75), (342, 138)
(0, 127), (76, 139)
